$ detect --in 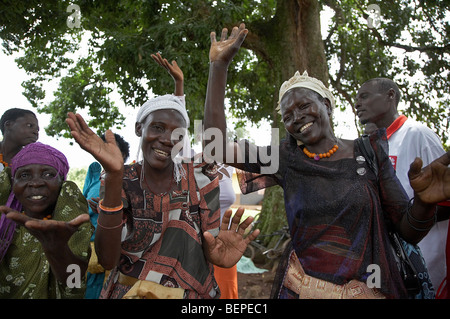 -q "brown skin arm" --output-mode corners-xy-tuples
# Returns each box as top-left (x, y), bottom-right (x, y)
(204, 23), (248, 169)
(2, 207), (90, 283)
(66, 112), (124, 269)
